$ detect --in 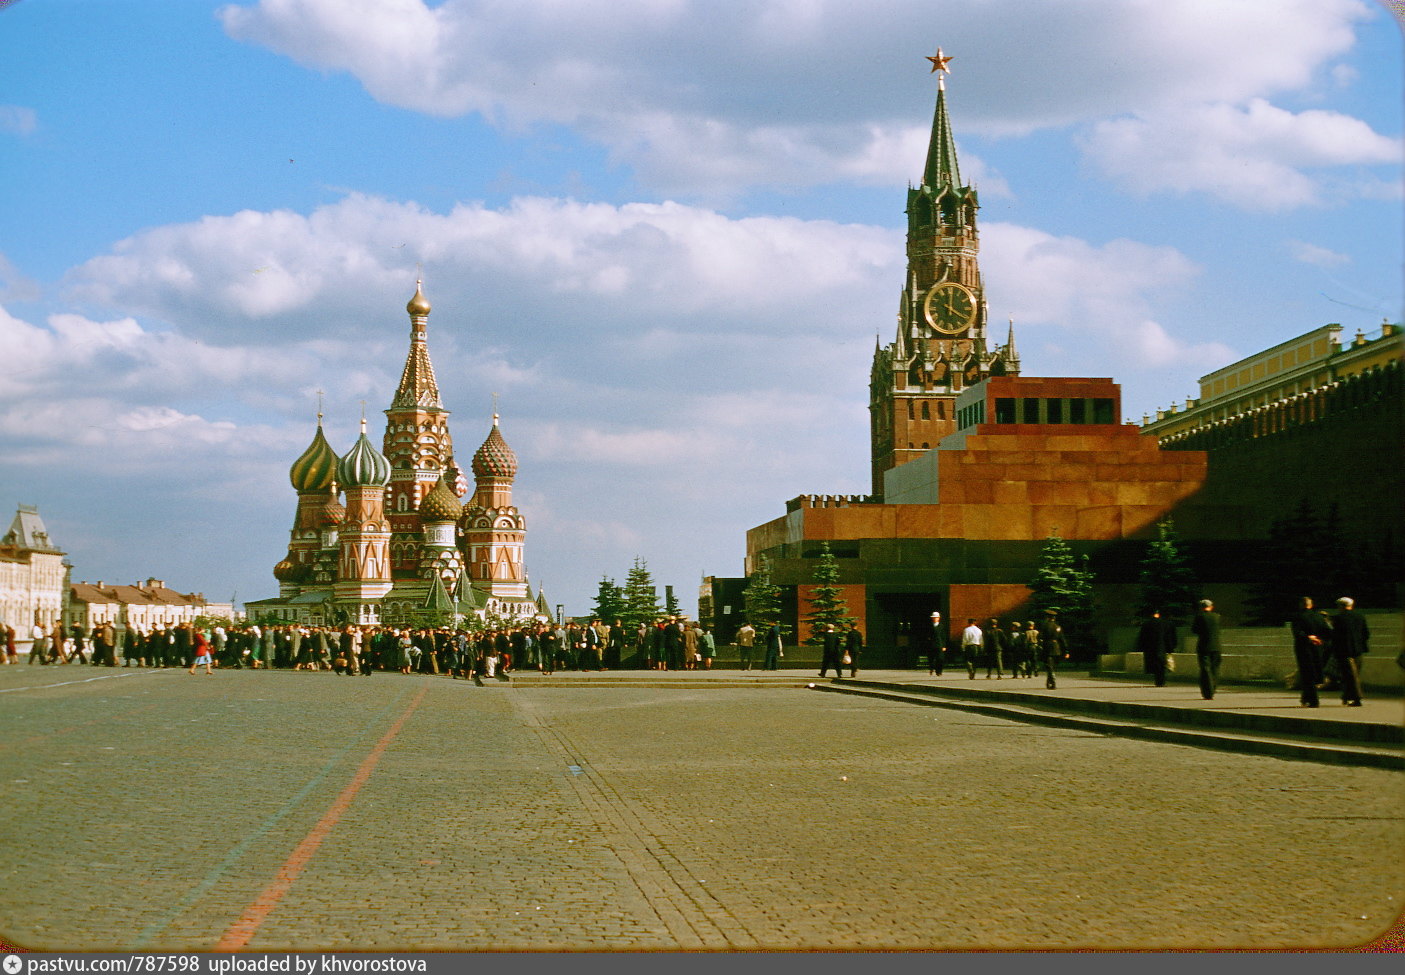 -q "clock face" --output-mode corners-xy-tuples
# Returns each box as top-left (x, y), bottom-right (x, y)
(924, 283), (976, 334)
